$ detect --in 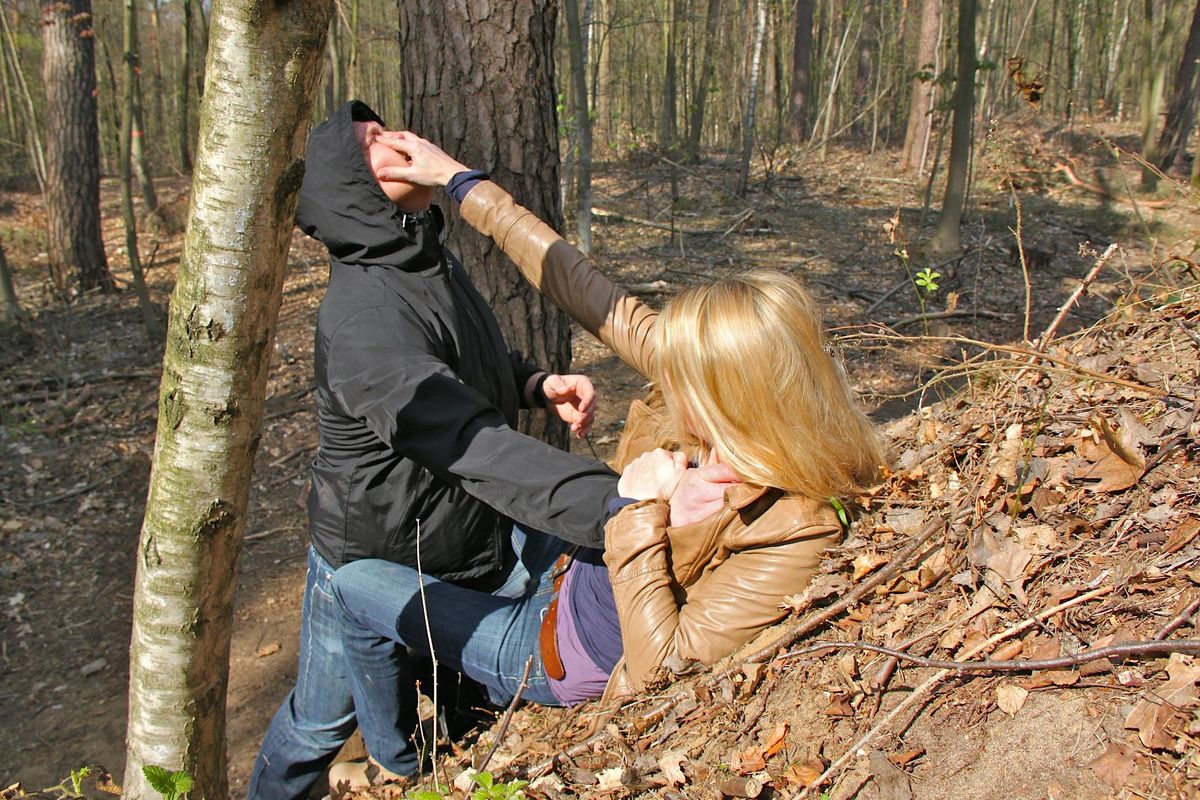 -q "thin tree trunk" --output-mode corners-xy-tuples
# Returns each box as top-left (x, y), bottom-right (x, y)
(931, 0), (977, 257)
(125, 0), (159, 216)
(0, 239), (19, 323)
(2, 8), (46, 191)
(177, 0), (193, 172)
(399, 0), (572, 448)
(149, 0), (165, 147)
(327, 13), (343, 109)
(565, 0), (594, 254)
(41, 0), (112, 295)
(901, 0), (943, 172)
(788, 0), (815, 142)
(1139, 0), (1167, 188)
(121, 1), (332, 797)
(120, 0), (160, 340)
(658, 0), (682, 150)
(686, 0), (722, 160)
(1154, 0), (1200, 174)
(736, 0), (768, 196)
